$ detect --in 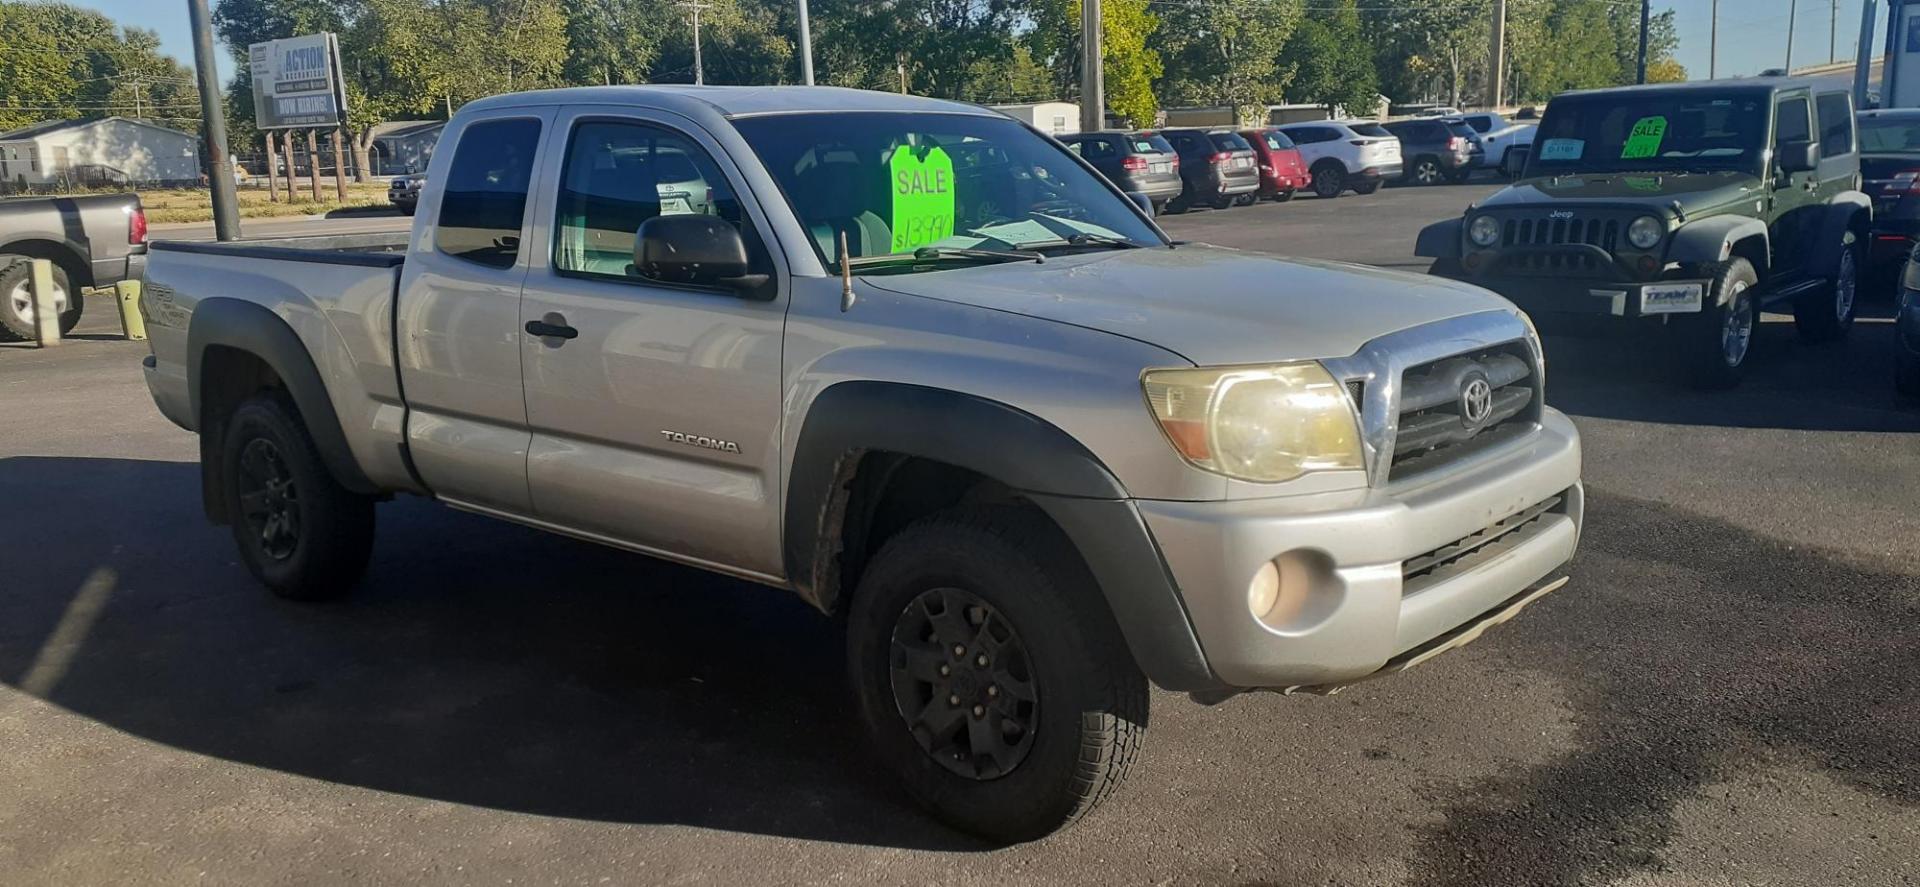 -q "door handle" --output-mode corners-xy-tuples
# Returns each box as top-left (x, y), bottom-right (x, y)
(525, 314), (578, 341)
